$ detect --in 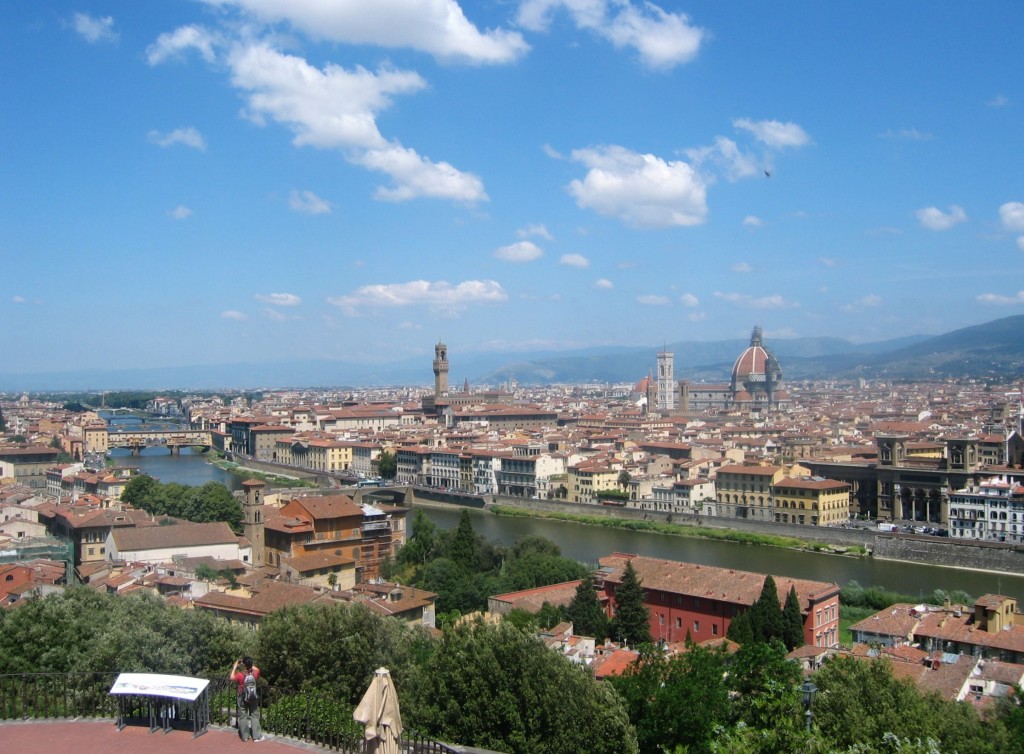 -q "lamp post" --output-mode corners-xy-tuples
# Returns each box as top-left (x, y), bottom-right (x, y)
(800, 678), (818, 731)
